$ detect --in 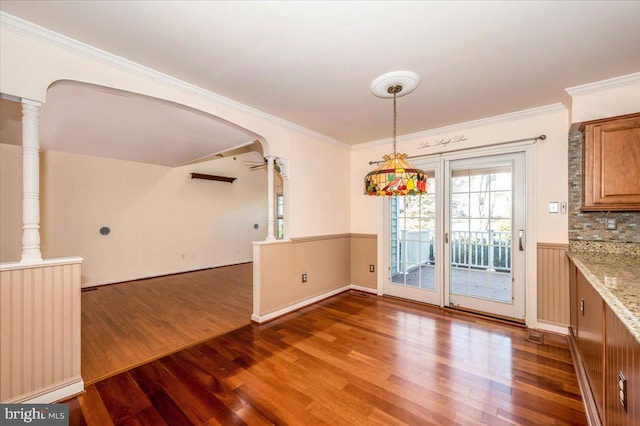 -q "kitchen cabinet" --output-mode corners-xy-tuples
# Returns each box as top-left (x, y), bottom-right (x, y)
(569, 261), (578, 336)
(569, 258), (640, 425)
(576, 271), (605, 422)
(605, 305), (640, 425)
(583, 112), (640, 211)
